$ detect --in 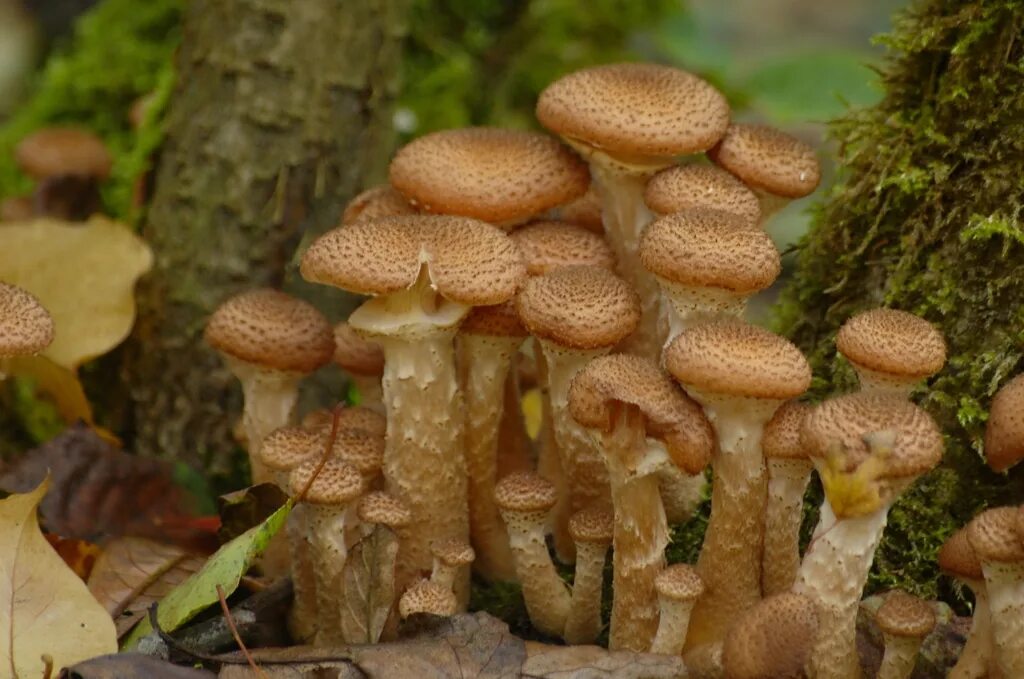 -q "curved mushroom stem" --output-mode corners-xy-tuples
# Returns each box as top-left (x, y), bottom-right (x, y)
(227, 357), (301, 484)
(563, 540), (610, 645)
(762, 457), (814, 595)
(949, 578), (996, 679)
(307, 505), (349, 646)
(981, 561), (1024, 677)
(499, 505), (571, 637)
(877, 632), (925, 679)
